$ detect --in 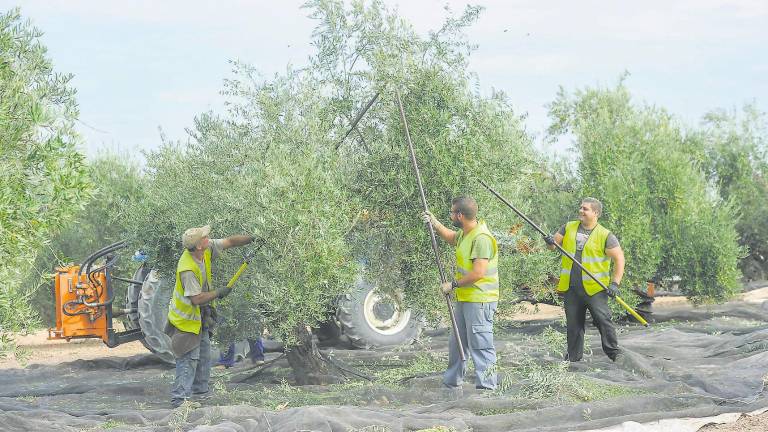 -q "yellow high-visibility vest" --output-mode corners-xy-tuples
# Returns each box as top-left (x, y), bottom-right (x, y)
(168, 248), (212, 334)
(557, 221), (611, 296)
(454, 221), (499, 302)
